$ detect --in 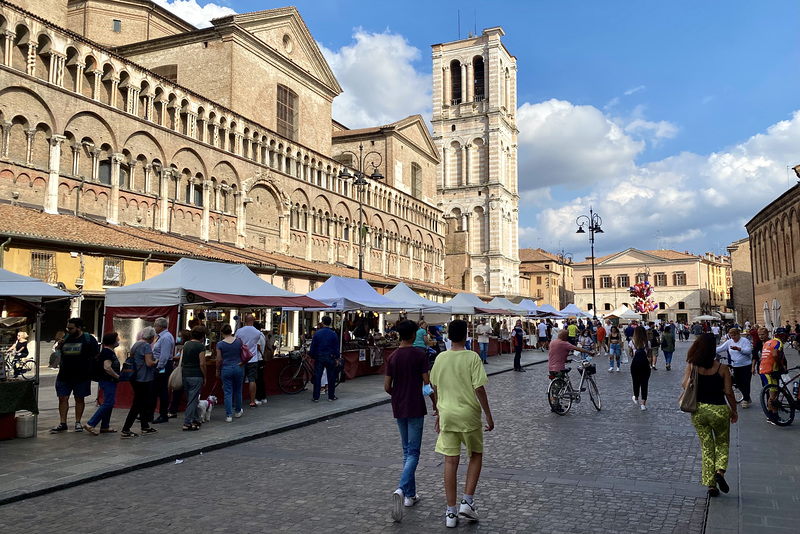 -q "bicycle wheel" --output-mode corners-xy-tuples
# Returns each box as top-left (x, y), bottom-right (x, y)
(760, 384), (795, 426)
(587, 377), (601, 411)
(278, 363), (309, 394)
(547, 378), (572, 415)
(19, 360), (35, 379)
